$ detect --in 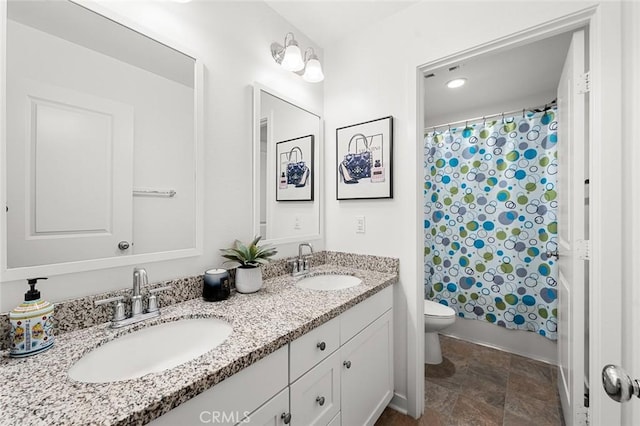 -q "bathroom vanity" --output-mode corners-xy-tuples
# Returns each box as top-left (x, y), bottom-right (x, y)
(0, 259), (397, 425)
(151, 284), (393, 426)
